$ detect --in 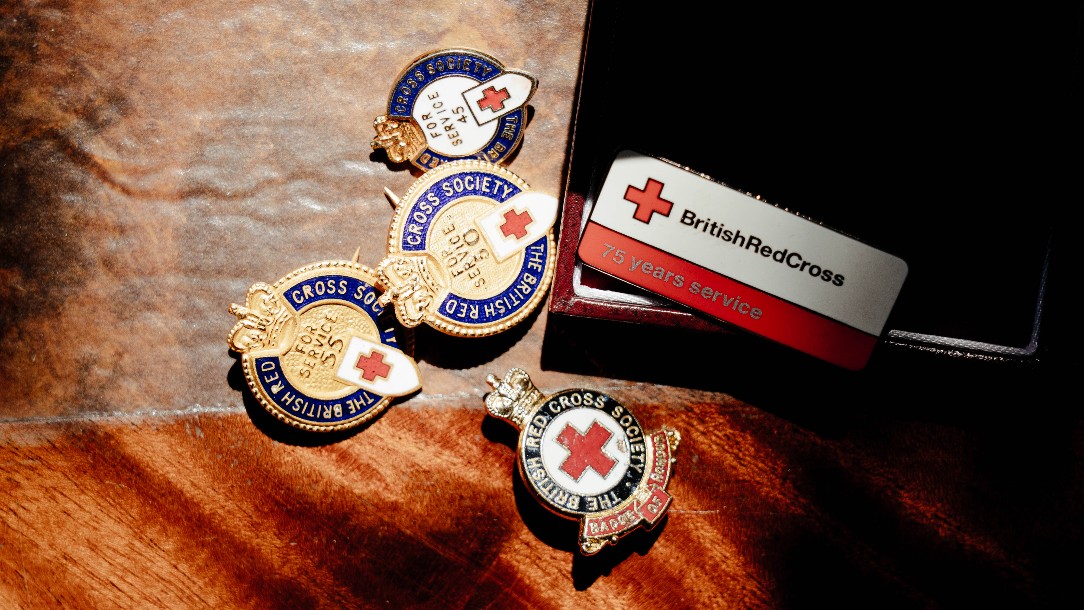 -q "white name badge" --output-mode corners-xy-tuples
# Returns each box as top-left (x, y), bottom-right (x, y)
(578, 149), (909, 370)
